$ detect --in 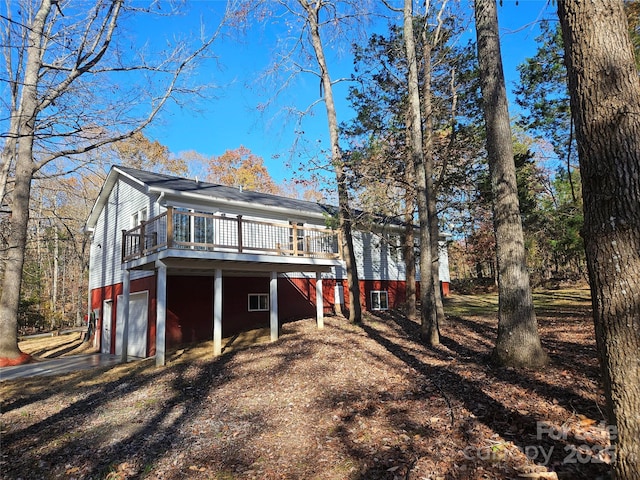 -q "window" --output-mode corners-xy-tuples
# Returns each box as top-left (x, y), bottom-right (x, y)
(371, 290), (389, 311)
(131, 208), (148, 228)
(173, 207), (191, 243)
(248, 293), (269, 312)
(289, 221), (305, 255)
